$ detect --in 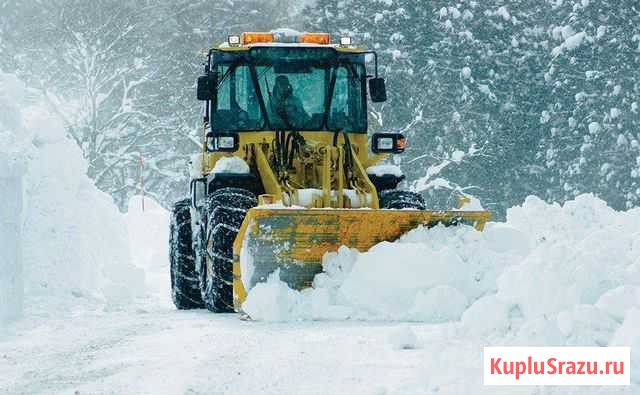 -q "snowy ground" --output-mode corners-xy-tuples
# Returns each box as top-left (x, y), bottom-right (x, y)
(0, 197), (461, 395)
(0, 305), (457, 395)
(1, 195), (636, 395)
(0, 298), (632, 395)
